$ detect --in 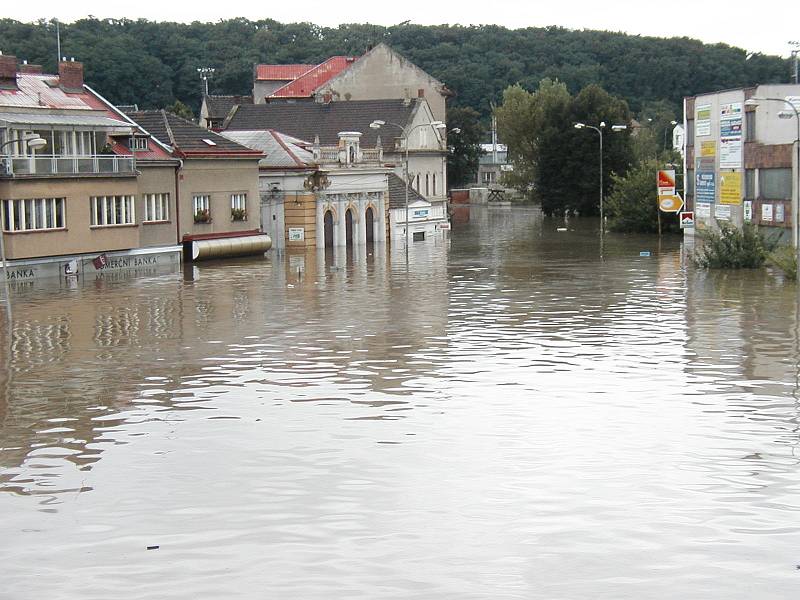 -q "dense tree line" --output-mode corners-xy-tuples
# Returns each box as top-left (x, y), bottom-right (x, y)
(0, 18), (790, 118)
